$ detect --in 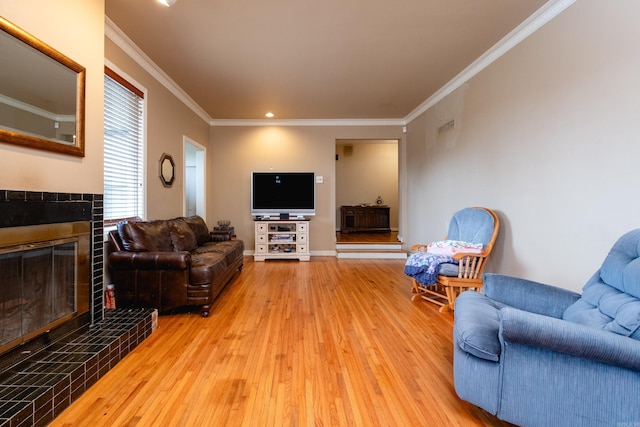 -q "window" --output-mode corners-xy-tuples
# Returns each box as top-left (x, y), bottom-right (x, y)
(104, 67), (144, 226)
